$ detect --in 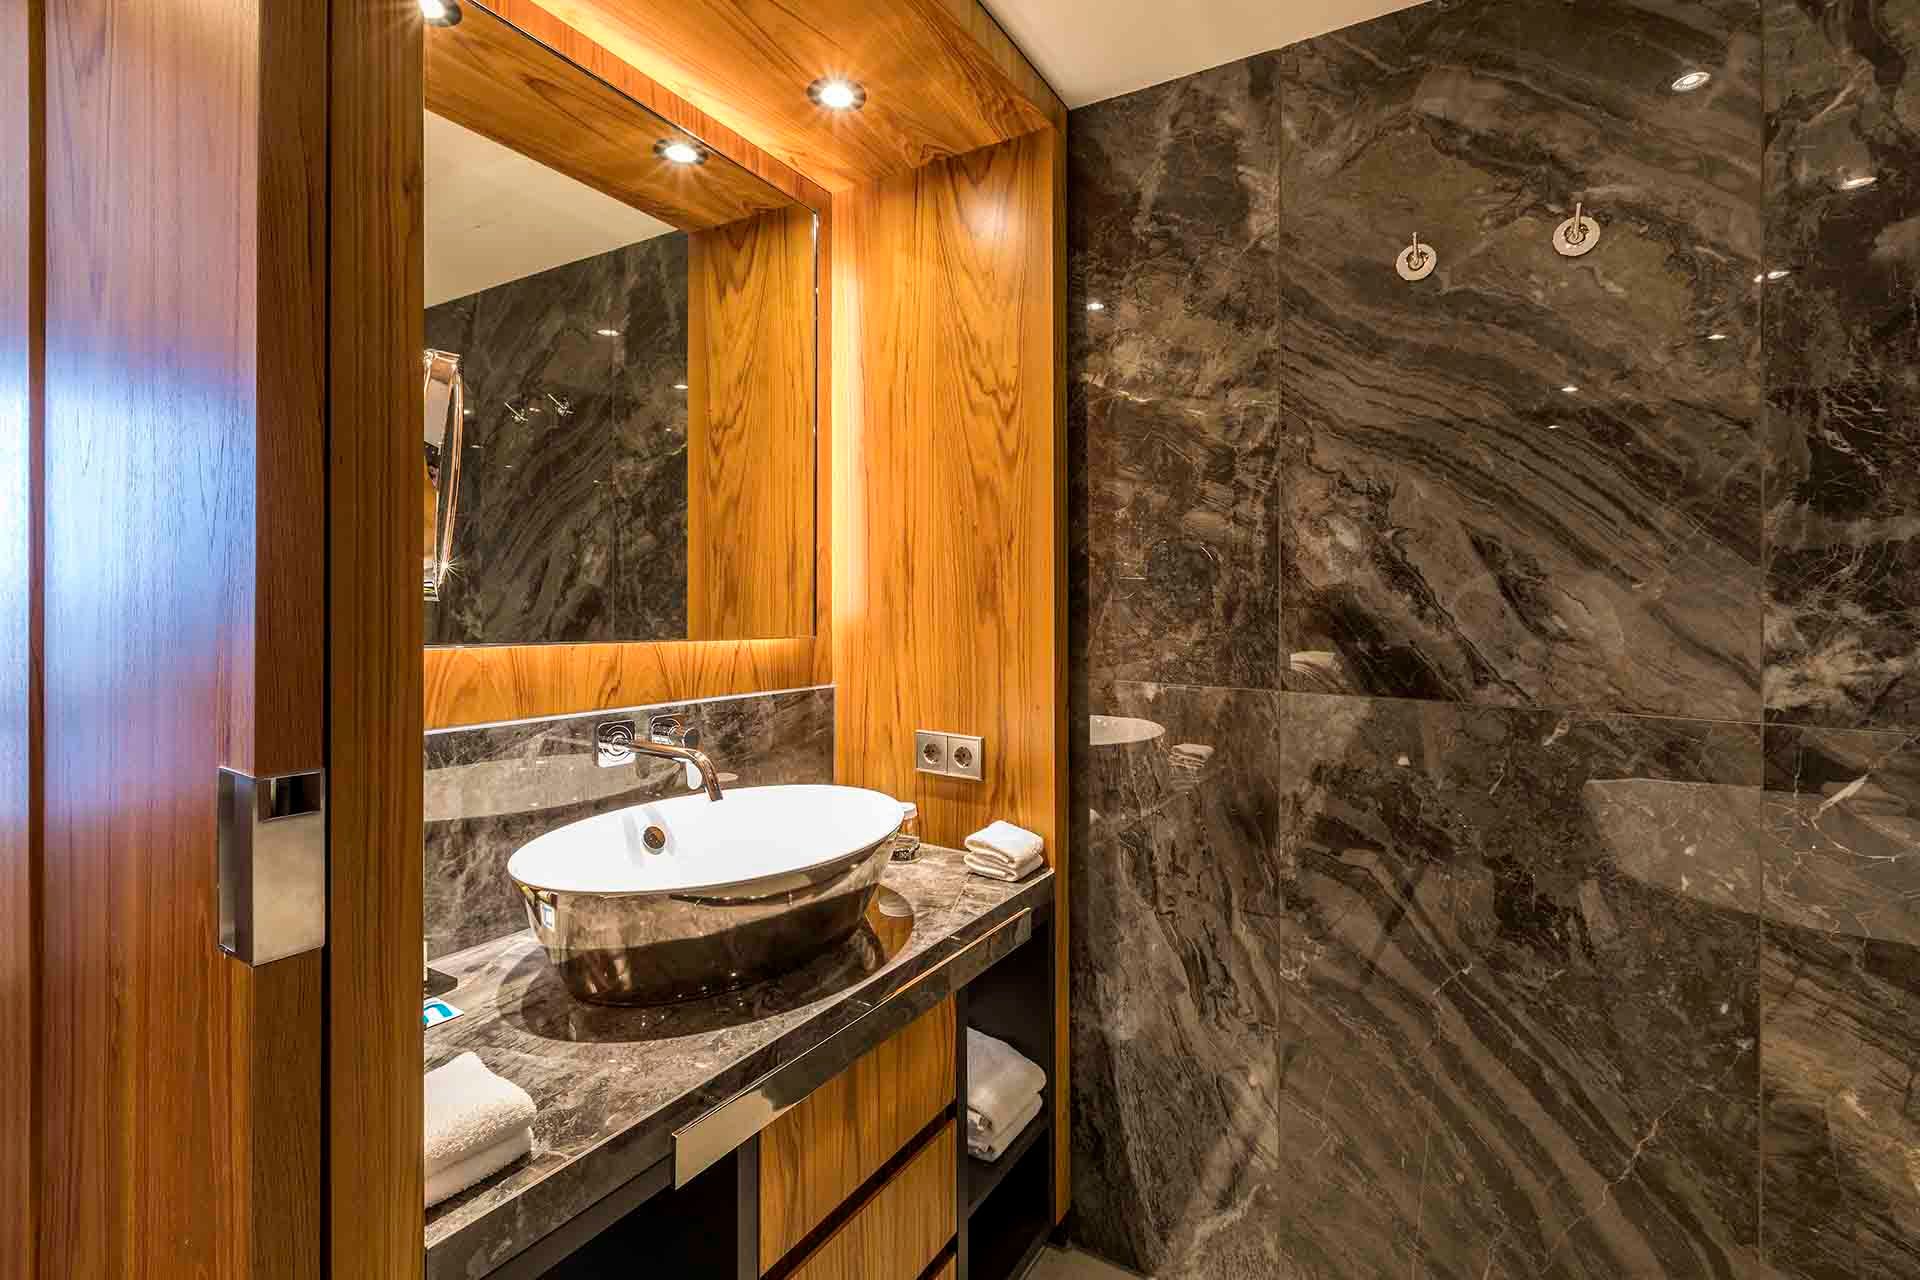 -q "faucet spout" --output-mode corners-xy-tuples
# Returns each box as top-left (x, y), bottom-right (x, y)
(639, 714), (724, 800)
(634, 740), (724, 801)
